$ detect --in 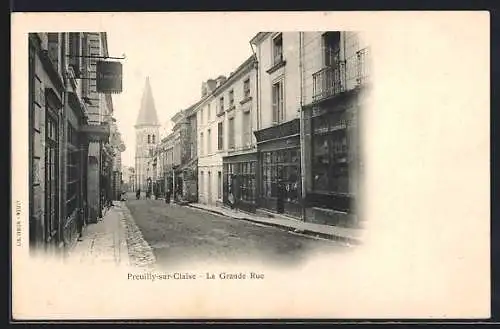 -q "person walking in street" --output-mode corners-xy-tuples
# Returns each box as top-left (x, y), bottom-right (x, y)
(165, 187), (171, 204)
(136, 188), (141, 200)
(228, 186), (235, 210)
